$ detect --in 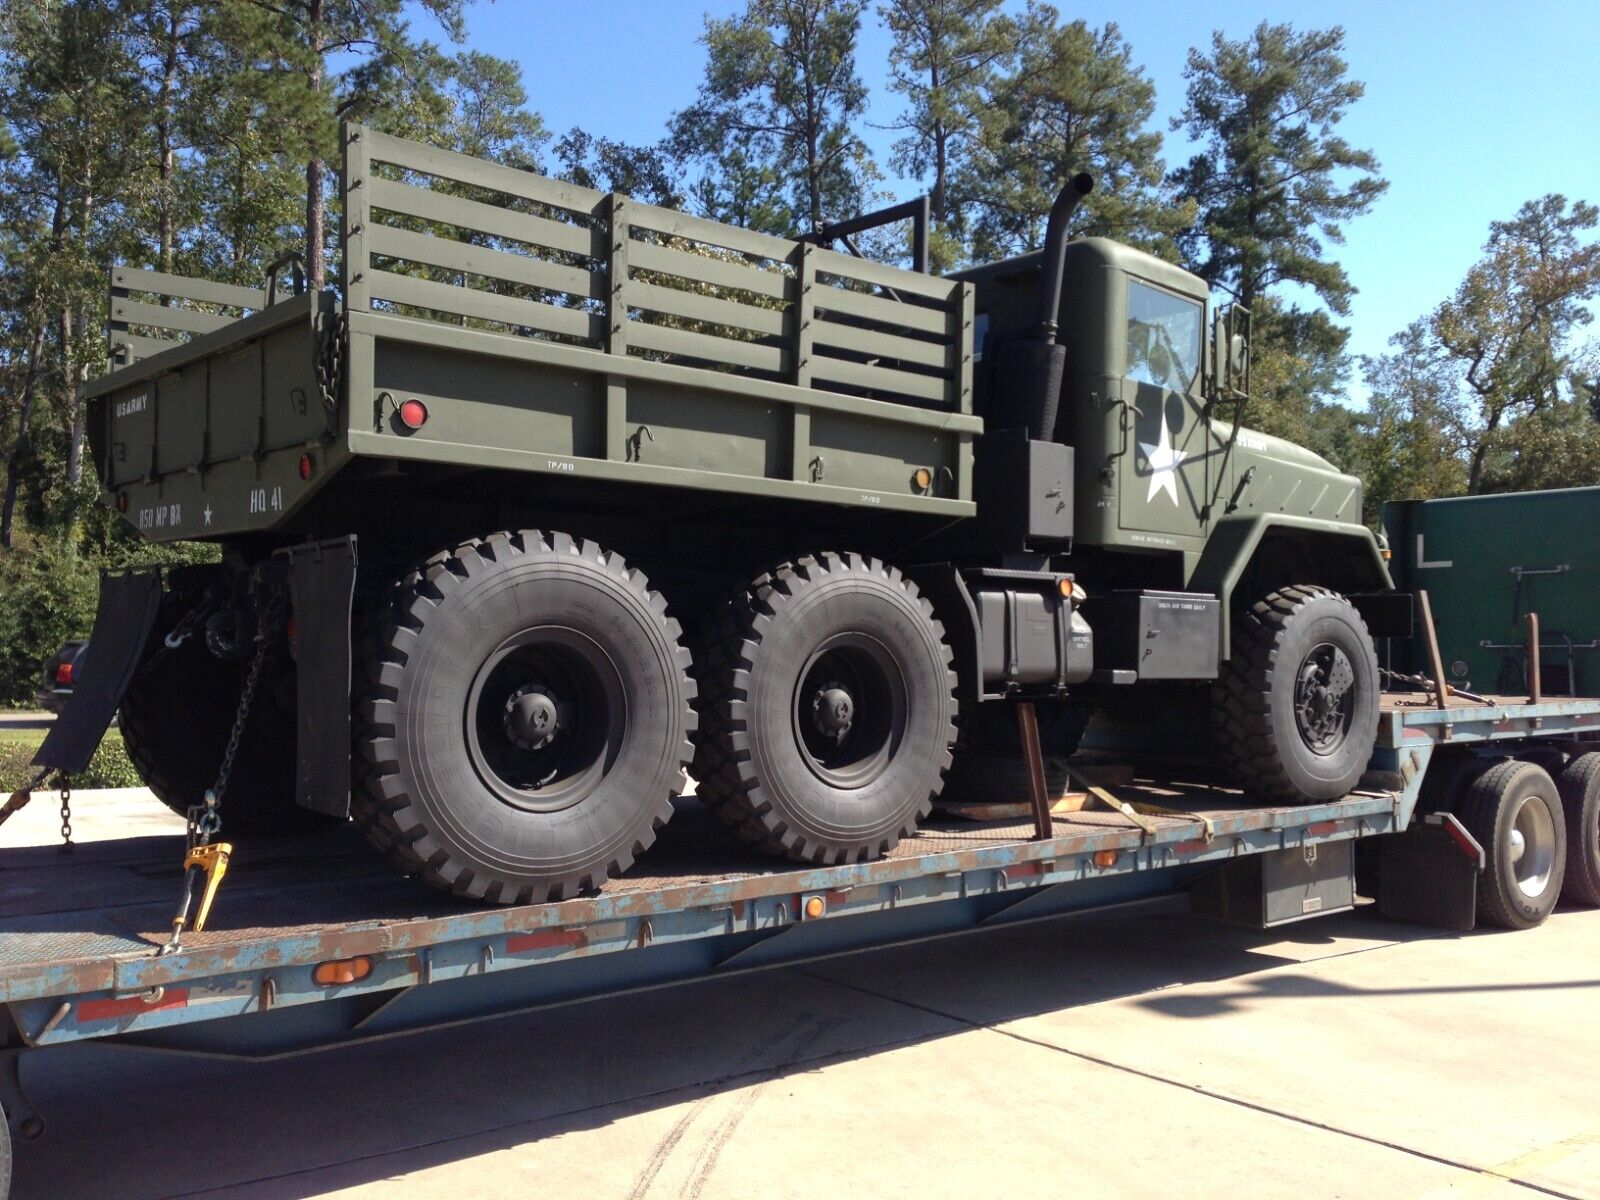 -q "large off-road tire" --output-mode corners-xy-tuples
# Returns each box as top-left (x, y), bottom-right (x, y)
(1555, 751), (1600, 906)
(1457, 758), (1566, 929)
(119, 603), (325, 837)
(694, 552), (956, 863)
(1213, 585), (1379, 802)
(355, 531), (695, 904)
(0, 1092), (11, 1200)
